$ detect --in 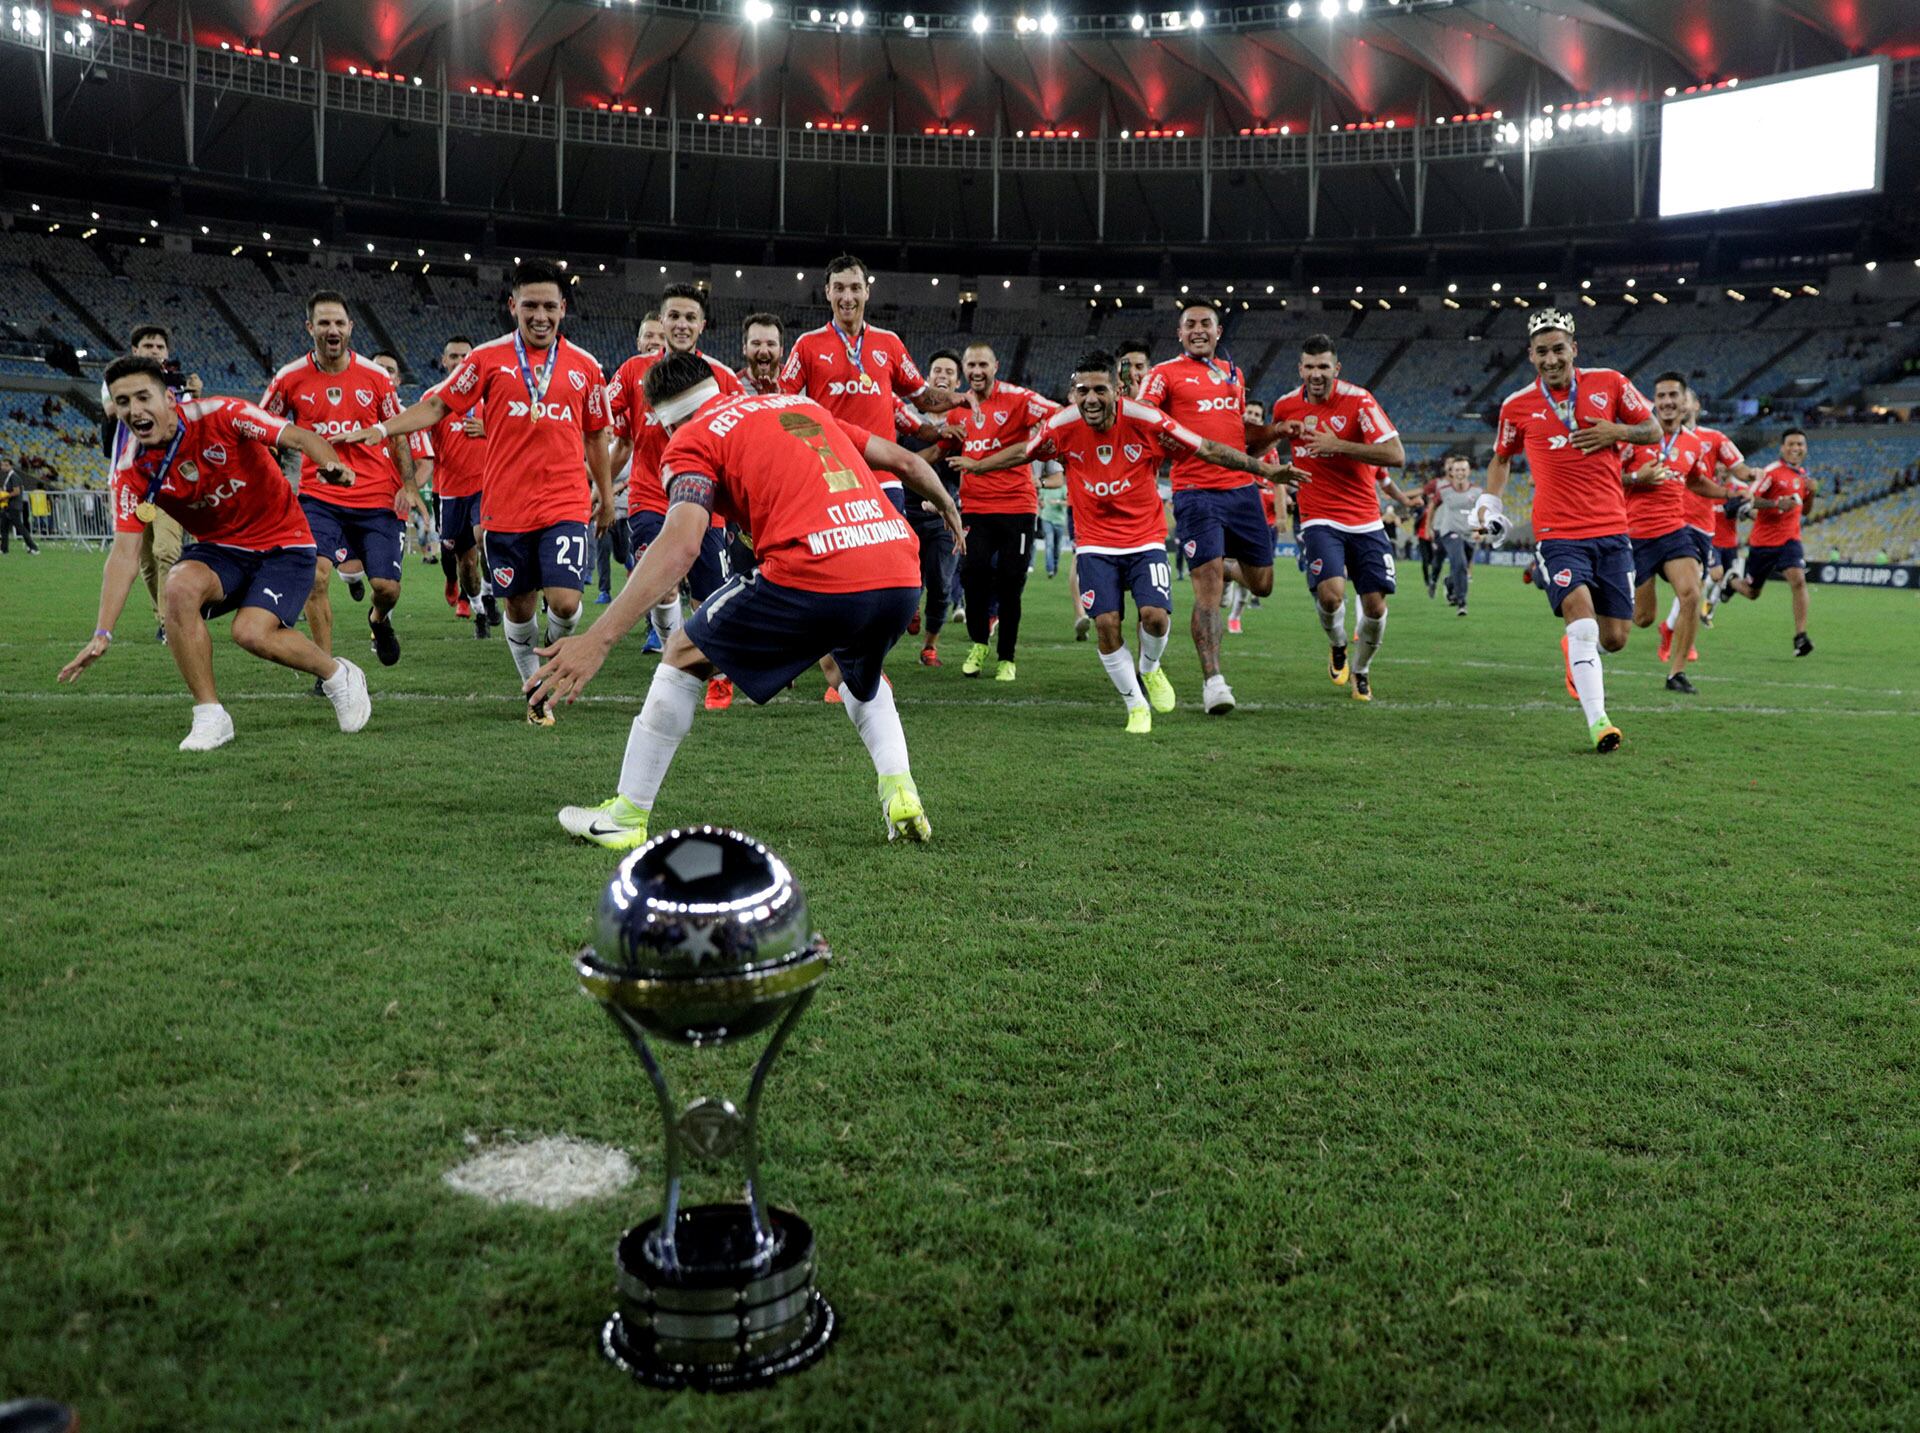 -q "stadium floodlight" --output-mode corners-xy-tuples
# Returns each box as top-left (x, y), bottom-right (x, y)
(1580, 279), (1591, 289)
(1318, 0), (1338, 16)
(199, 224), (209, 234)
(1266, 283), (1275, 293)
(743, 0), (773, 21)
(312, 237), (321, 247)
(1180, 283), (1190, 293)
(1446, 282), (1457, 293)
(1137, 283), (1146, 293)
(1347, 0), (1362, 12)
(1310, 283), (1320, 294)
(1490, 281), (1502, 292)
(366, 242), (375, 251)
(1189, 9), (1205, 27)
(1537, 280), (1548, 290)
(1039, 12), (1057, 34)
(904, 14), (917, 29)
(1093, 283), (1102, 292)
(1864, 261), (1878, 272)
(1625, 277), (1636, 287)
(463, 251), (472, 260)
(1131, 13), (1145, 30)
(850, 8), (866, 26)
(261, 230), (271, 240)
(1287, 1), (1302, 14)
(808, 7), (821, 18)
(971, 11), (989, 33)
